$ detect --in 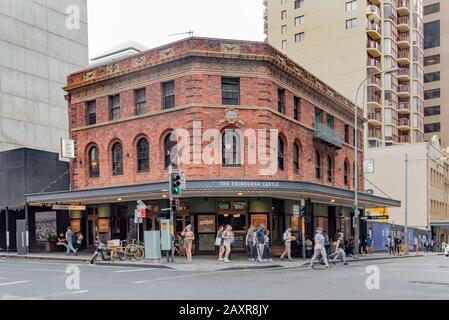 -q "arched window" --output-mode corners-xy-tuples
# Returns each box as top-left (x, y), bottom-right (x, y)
(137, 138), (149, 173)
(222, 129), (241, 167)
(164, 132), (177, 170)
(278, 137), (285, 171)
(112, 142), (123, 176)
(344, 160), (350, 187)
(315, 151), (321, 179)
(327, 156), (333, 183)
(293, 142), (300, 174)
(88, 146), (100, 178)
